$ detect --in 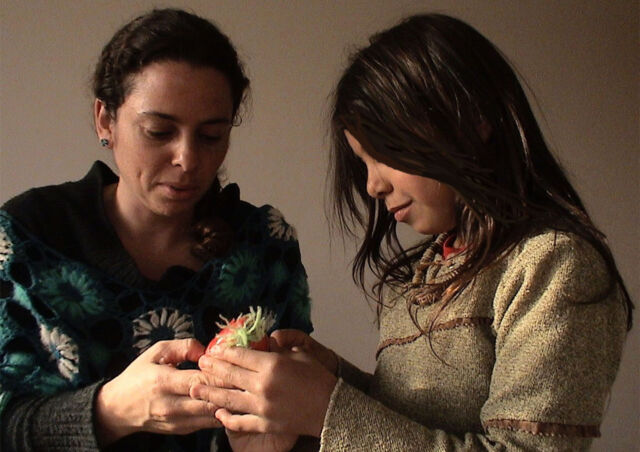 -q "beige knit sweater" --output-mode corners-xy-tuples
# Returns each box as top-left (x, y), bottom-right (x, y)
(319, 231), (628, 451)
